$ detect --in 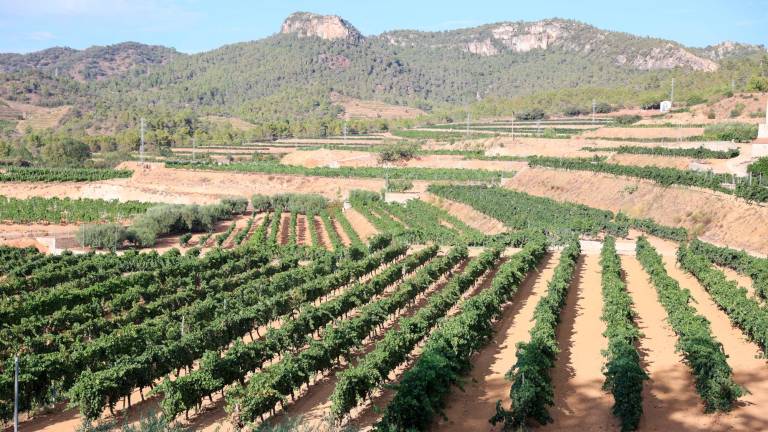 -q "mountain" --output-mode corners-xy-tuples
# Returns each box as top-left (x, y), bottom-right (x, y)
(0, 12), (764, 136)
(695, 41), (767, 61)
(0, 42), (180, 81)
(280, 12), (364, 44)
(382, 19), (720, 71)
